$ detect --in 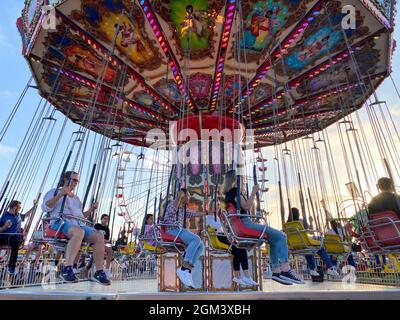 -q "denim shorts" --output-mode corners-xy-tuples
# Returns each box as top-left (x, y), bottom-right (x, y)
(50, 220), (96, 241)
